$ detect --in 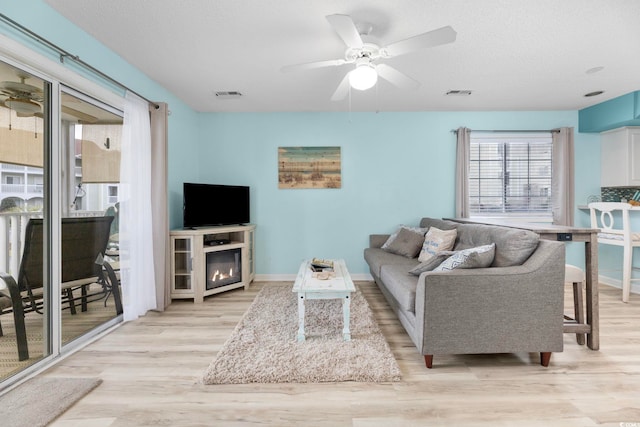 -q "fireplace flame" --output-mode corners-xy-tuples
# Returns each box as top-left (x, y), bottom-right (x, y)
(212, 268), (234, 282)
